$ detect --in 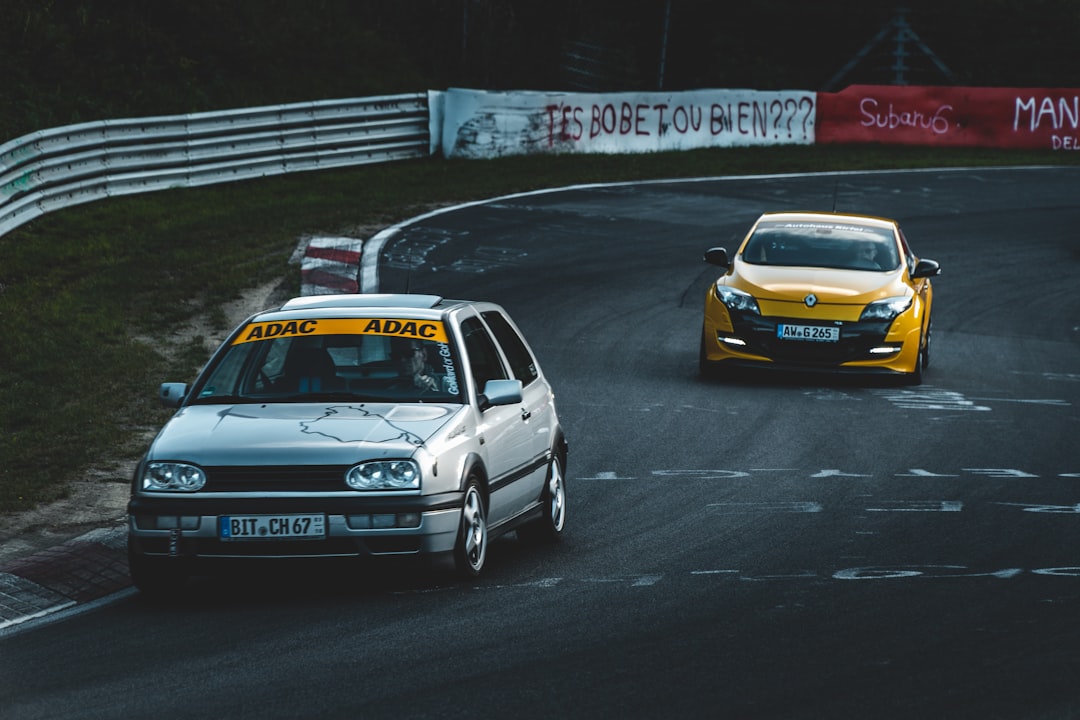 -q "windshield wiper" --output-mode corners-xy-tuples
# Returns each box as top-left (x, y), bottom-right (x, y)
(275, 392), (389, 403)
(187, 394), (252, 405)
